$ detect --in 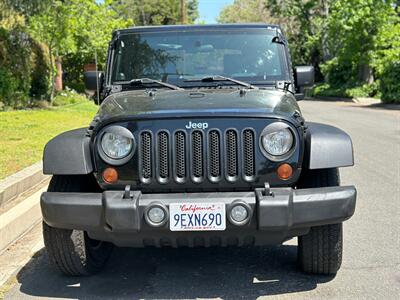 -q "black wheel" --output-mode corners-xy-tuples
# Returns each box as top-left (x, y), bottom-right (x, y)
(43, 175), (113, 276)
(297, 168), (343, 275)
